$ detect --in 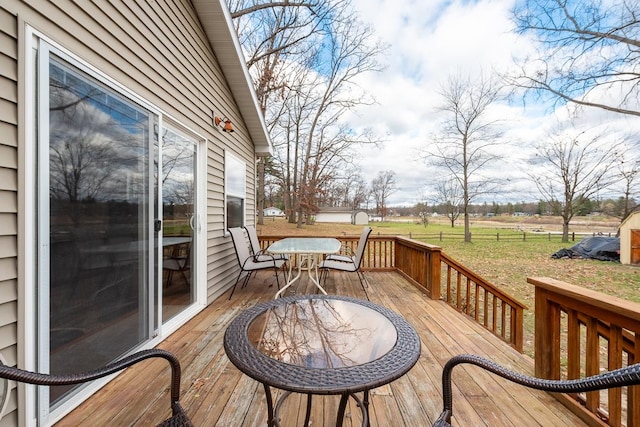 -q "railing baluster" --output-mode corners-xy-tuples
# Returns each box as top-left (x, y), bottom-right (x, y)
(260, 234), (525, 351)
